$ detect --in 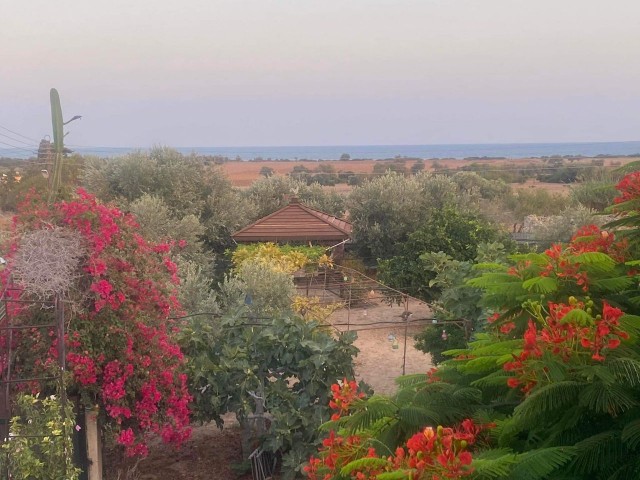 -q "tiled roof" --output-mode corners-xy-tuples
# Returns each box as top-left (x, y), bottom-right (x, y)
(232, 198), (353, 243)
